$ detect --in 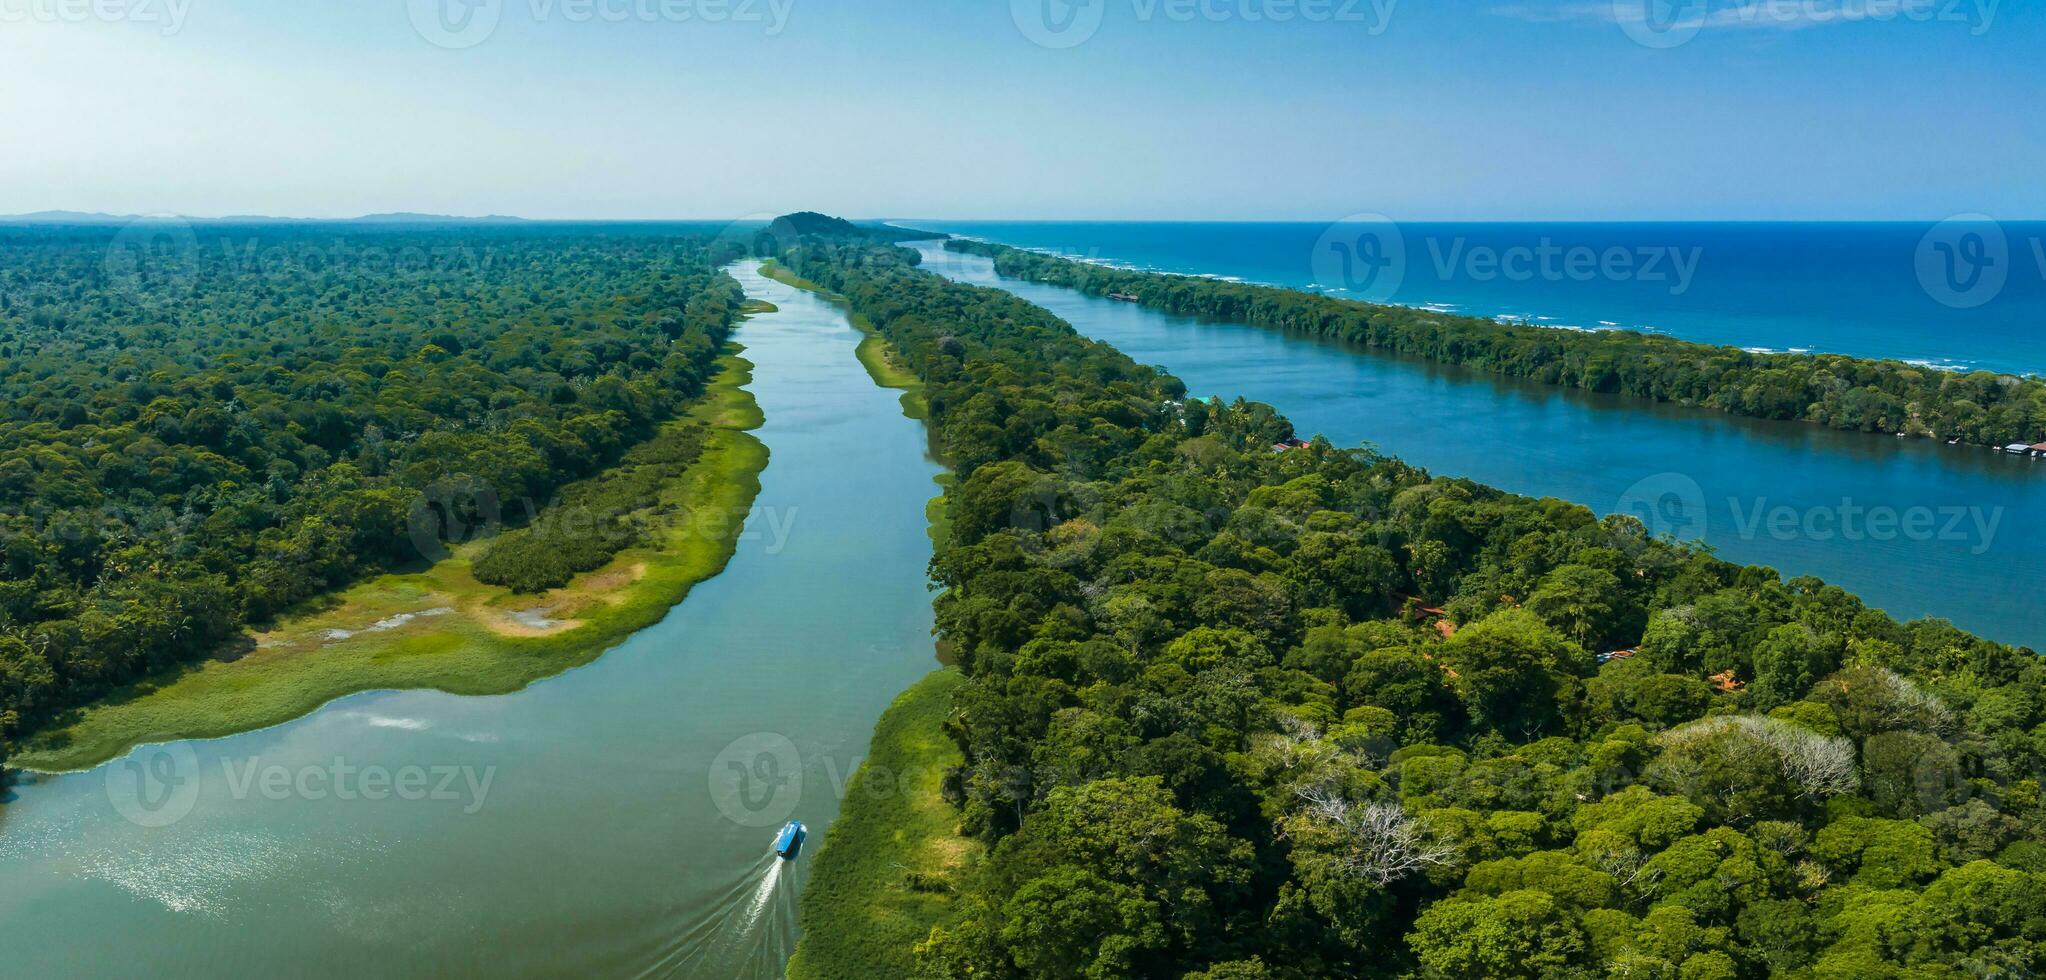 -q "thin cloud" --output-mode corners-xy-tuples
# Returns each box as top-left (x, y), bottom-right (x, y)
(1489, 0), (1973, 32)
